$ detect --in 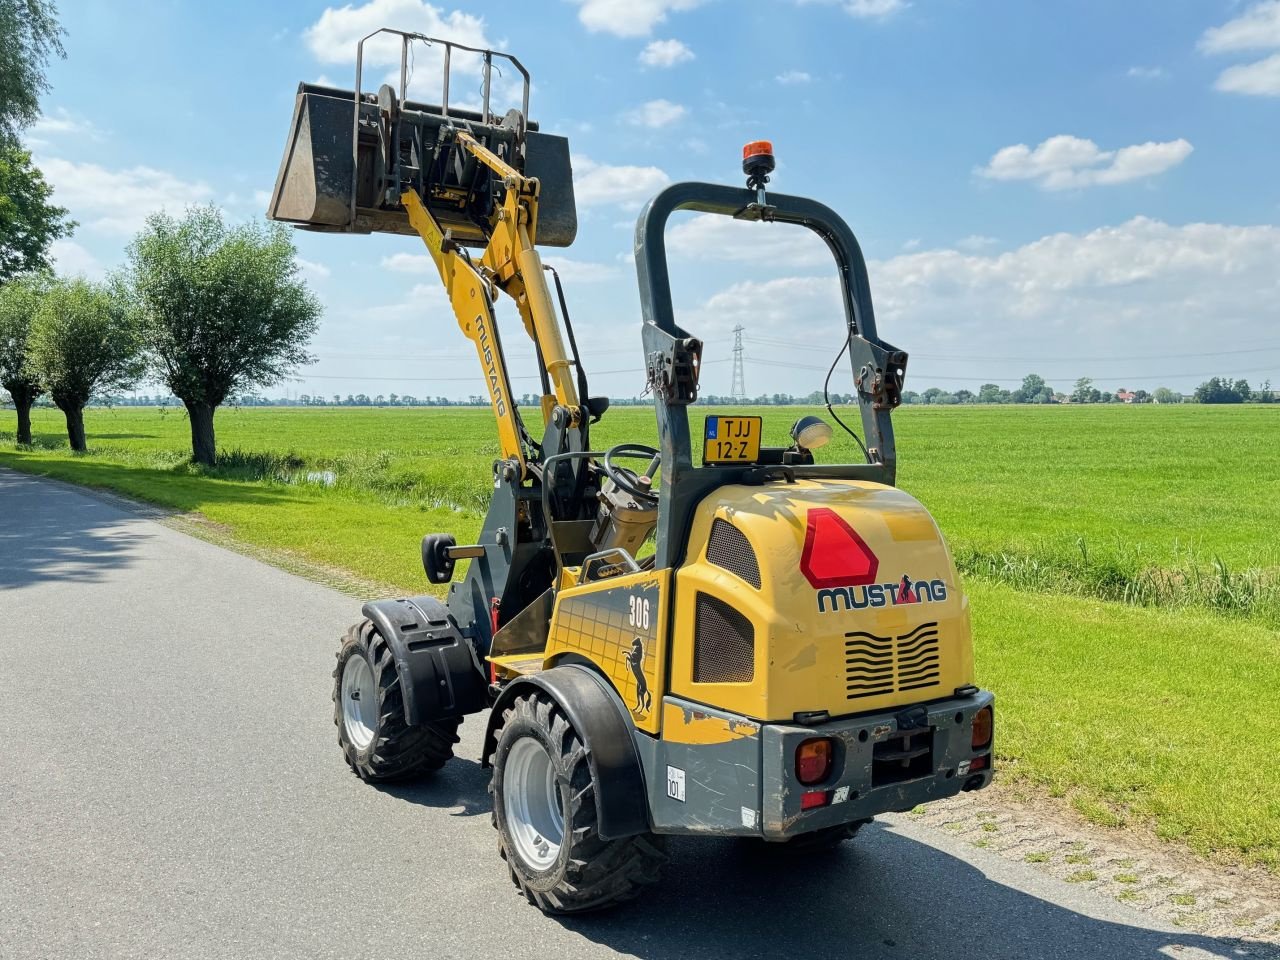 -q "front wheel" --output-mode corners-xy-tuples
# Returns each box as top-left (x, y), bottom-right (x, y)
(489, 691), (666, 913)
(333, 620), (460, 781)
